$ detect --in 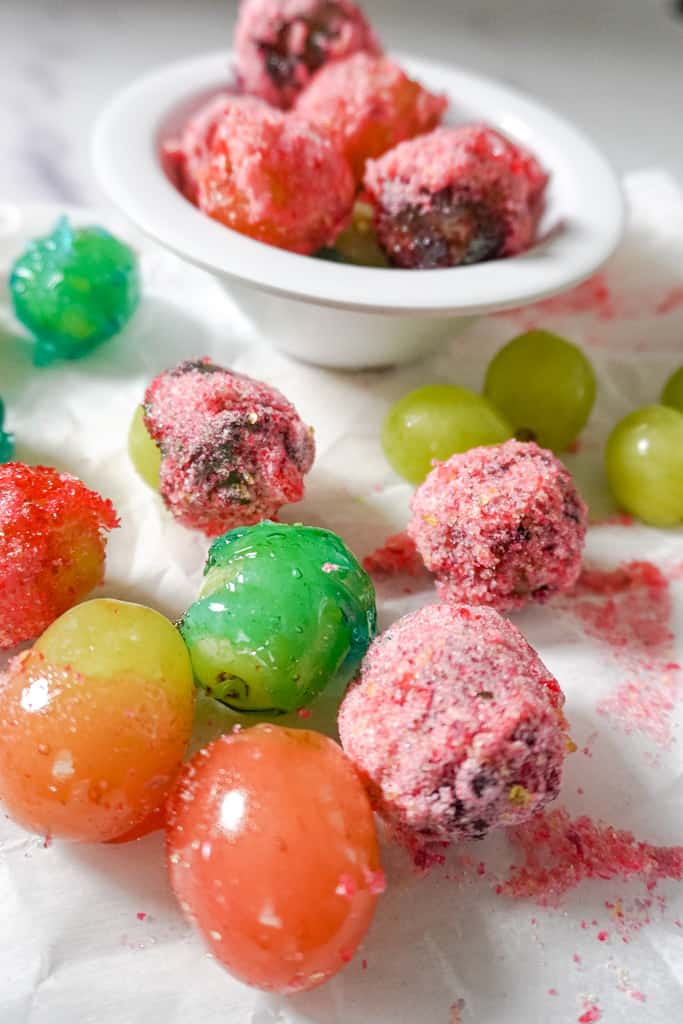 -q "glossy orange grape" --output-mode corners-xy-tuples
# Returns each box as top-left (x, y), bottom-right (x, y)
(0, 599), (195, 842)
(166, 724), (384, 993)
